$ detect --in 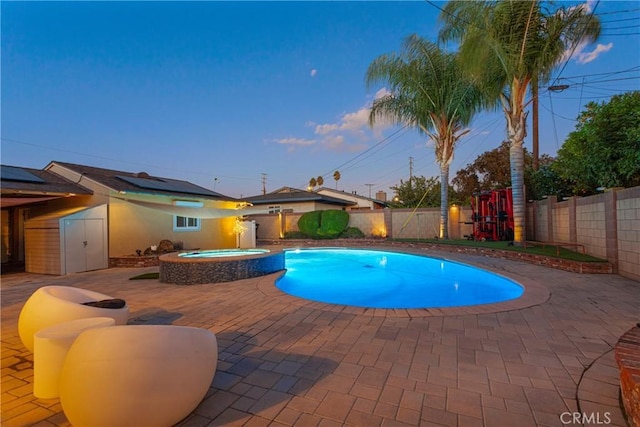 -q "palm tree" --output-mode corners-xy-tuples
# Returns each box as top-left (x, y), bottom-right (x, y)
(366, 35), (489, 239)
(438, 0), (600, 245)
(308, 177), (317, 191)
(333, 171), (341, 189)
(316, 176), (324, 187)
